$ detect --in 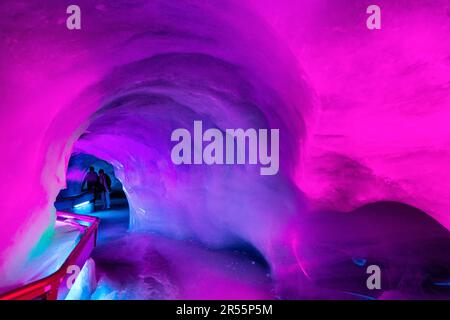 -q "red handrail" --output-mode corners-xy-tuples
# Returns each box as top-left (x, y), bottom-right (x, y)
(0, 211), (100, 300)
